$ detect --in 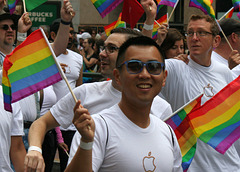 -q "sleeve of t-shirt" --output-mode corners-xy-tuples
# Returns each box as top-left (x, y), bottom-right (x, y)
(11, 102), (24, 136)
